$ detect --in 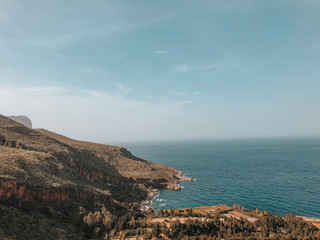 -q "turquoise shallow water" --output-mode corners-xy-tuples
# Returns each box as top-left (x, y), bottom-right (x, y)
(123, 138), (320, 218)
